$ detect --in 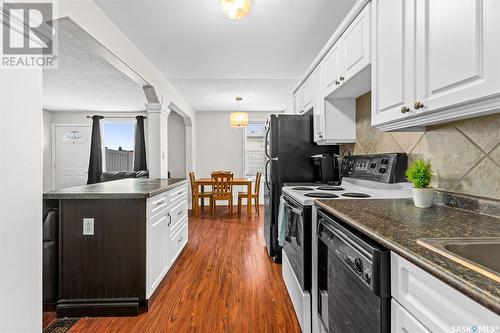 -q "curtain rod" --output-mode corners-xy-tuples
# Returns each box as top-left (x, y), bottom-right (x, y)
(86, 115), (147, 119)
